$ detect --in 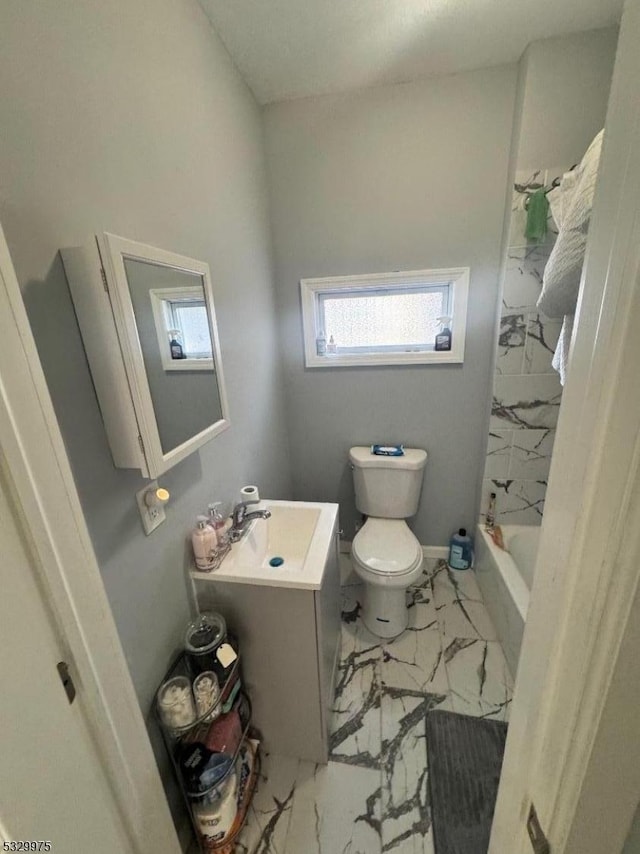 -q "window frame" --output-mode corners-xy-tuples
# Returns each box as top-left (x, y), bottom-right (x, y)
(300, 267), (470, 368)
(149, 286), (215, 372)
